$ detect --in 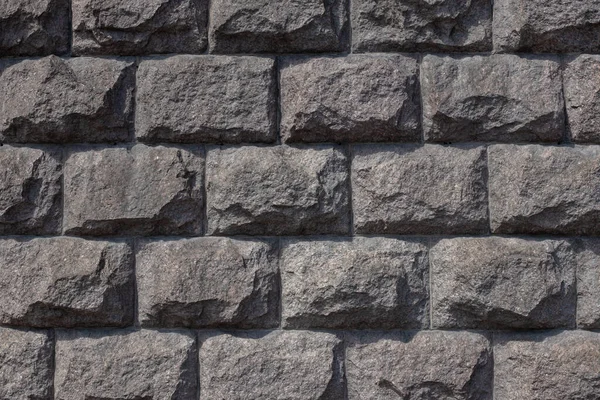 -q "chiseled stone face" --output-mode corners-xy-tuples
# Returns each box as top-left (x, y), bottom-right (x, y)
(280, 54), (421, 143)
(574, 239), (600, 329)
(563, 55), (600, 143)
